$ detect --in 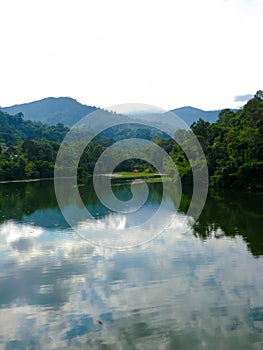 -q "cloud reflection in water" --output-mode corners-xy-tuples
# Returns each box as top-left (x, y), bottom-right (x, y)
(0, 213), (263, 349)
